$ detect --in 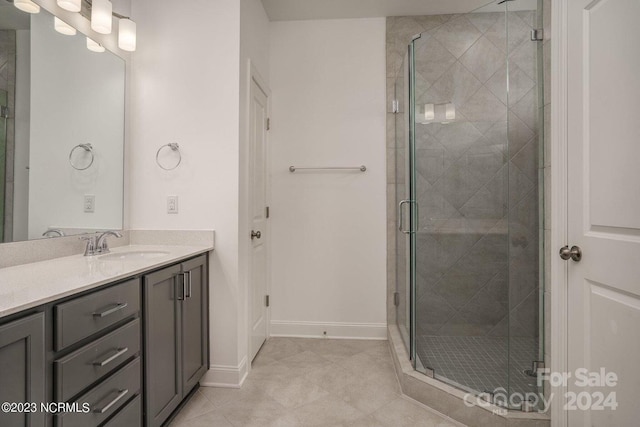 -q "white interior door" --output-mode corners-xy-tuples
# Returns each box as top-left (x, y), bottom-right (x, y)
(567, 1), (640, 425)
(249, 75), (269, 362)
